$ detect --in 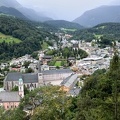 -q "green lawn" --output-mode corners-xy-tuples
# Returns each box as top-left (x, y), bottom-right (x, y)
(54, 61), (61, 67)
(60, 28), (77, 32)
(42, 41), (49, 50)
(94, 34), (103, 39)
(0, 33), (21, 43)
